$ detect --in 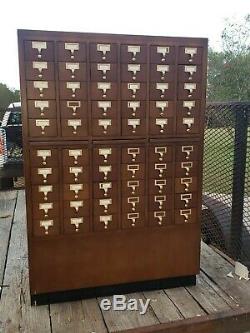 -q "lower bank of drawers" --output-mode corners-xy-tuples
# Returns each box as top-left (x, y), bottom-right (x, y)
(29, 141), (201, 236)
